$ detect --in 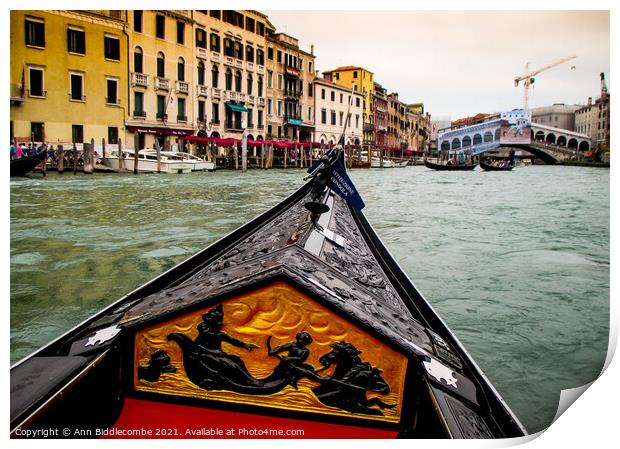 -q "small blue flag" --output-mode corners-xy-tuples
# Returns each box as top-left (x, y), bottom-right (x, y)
(328, 160), (366, 210)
